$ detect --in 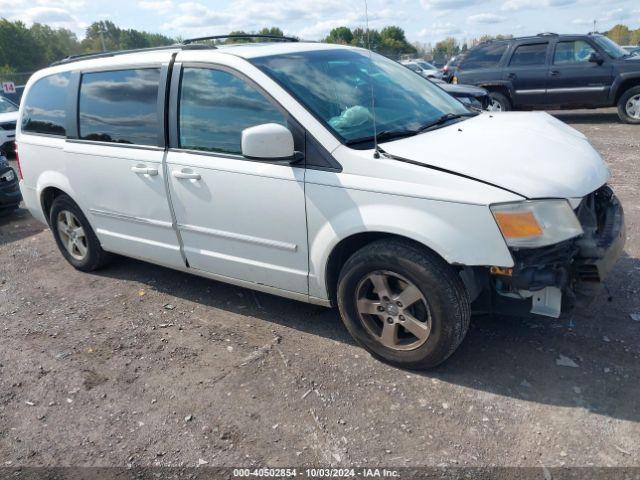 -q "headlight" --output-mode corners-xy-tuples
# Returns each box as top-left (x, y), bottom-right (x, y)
(0, 169), (15, 182)
(490, 199), (583, 248)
